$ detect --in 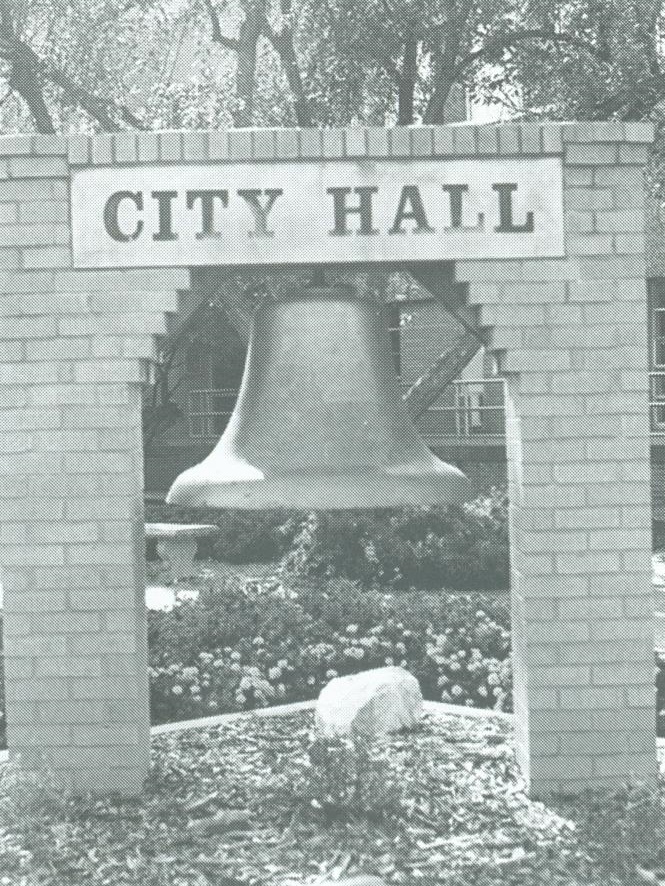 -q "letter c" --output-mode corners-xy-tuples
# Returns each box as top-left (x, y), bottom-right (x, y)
(103, 191), (144, 242)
